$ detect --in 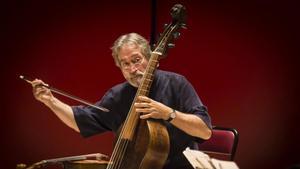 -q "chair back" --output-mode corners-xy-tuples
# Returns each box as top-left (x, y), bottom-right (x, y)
(198, 126), (239, 161)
